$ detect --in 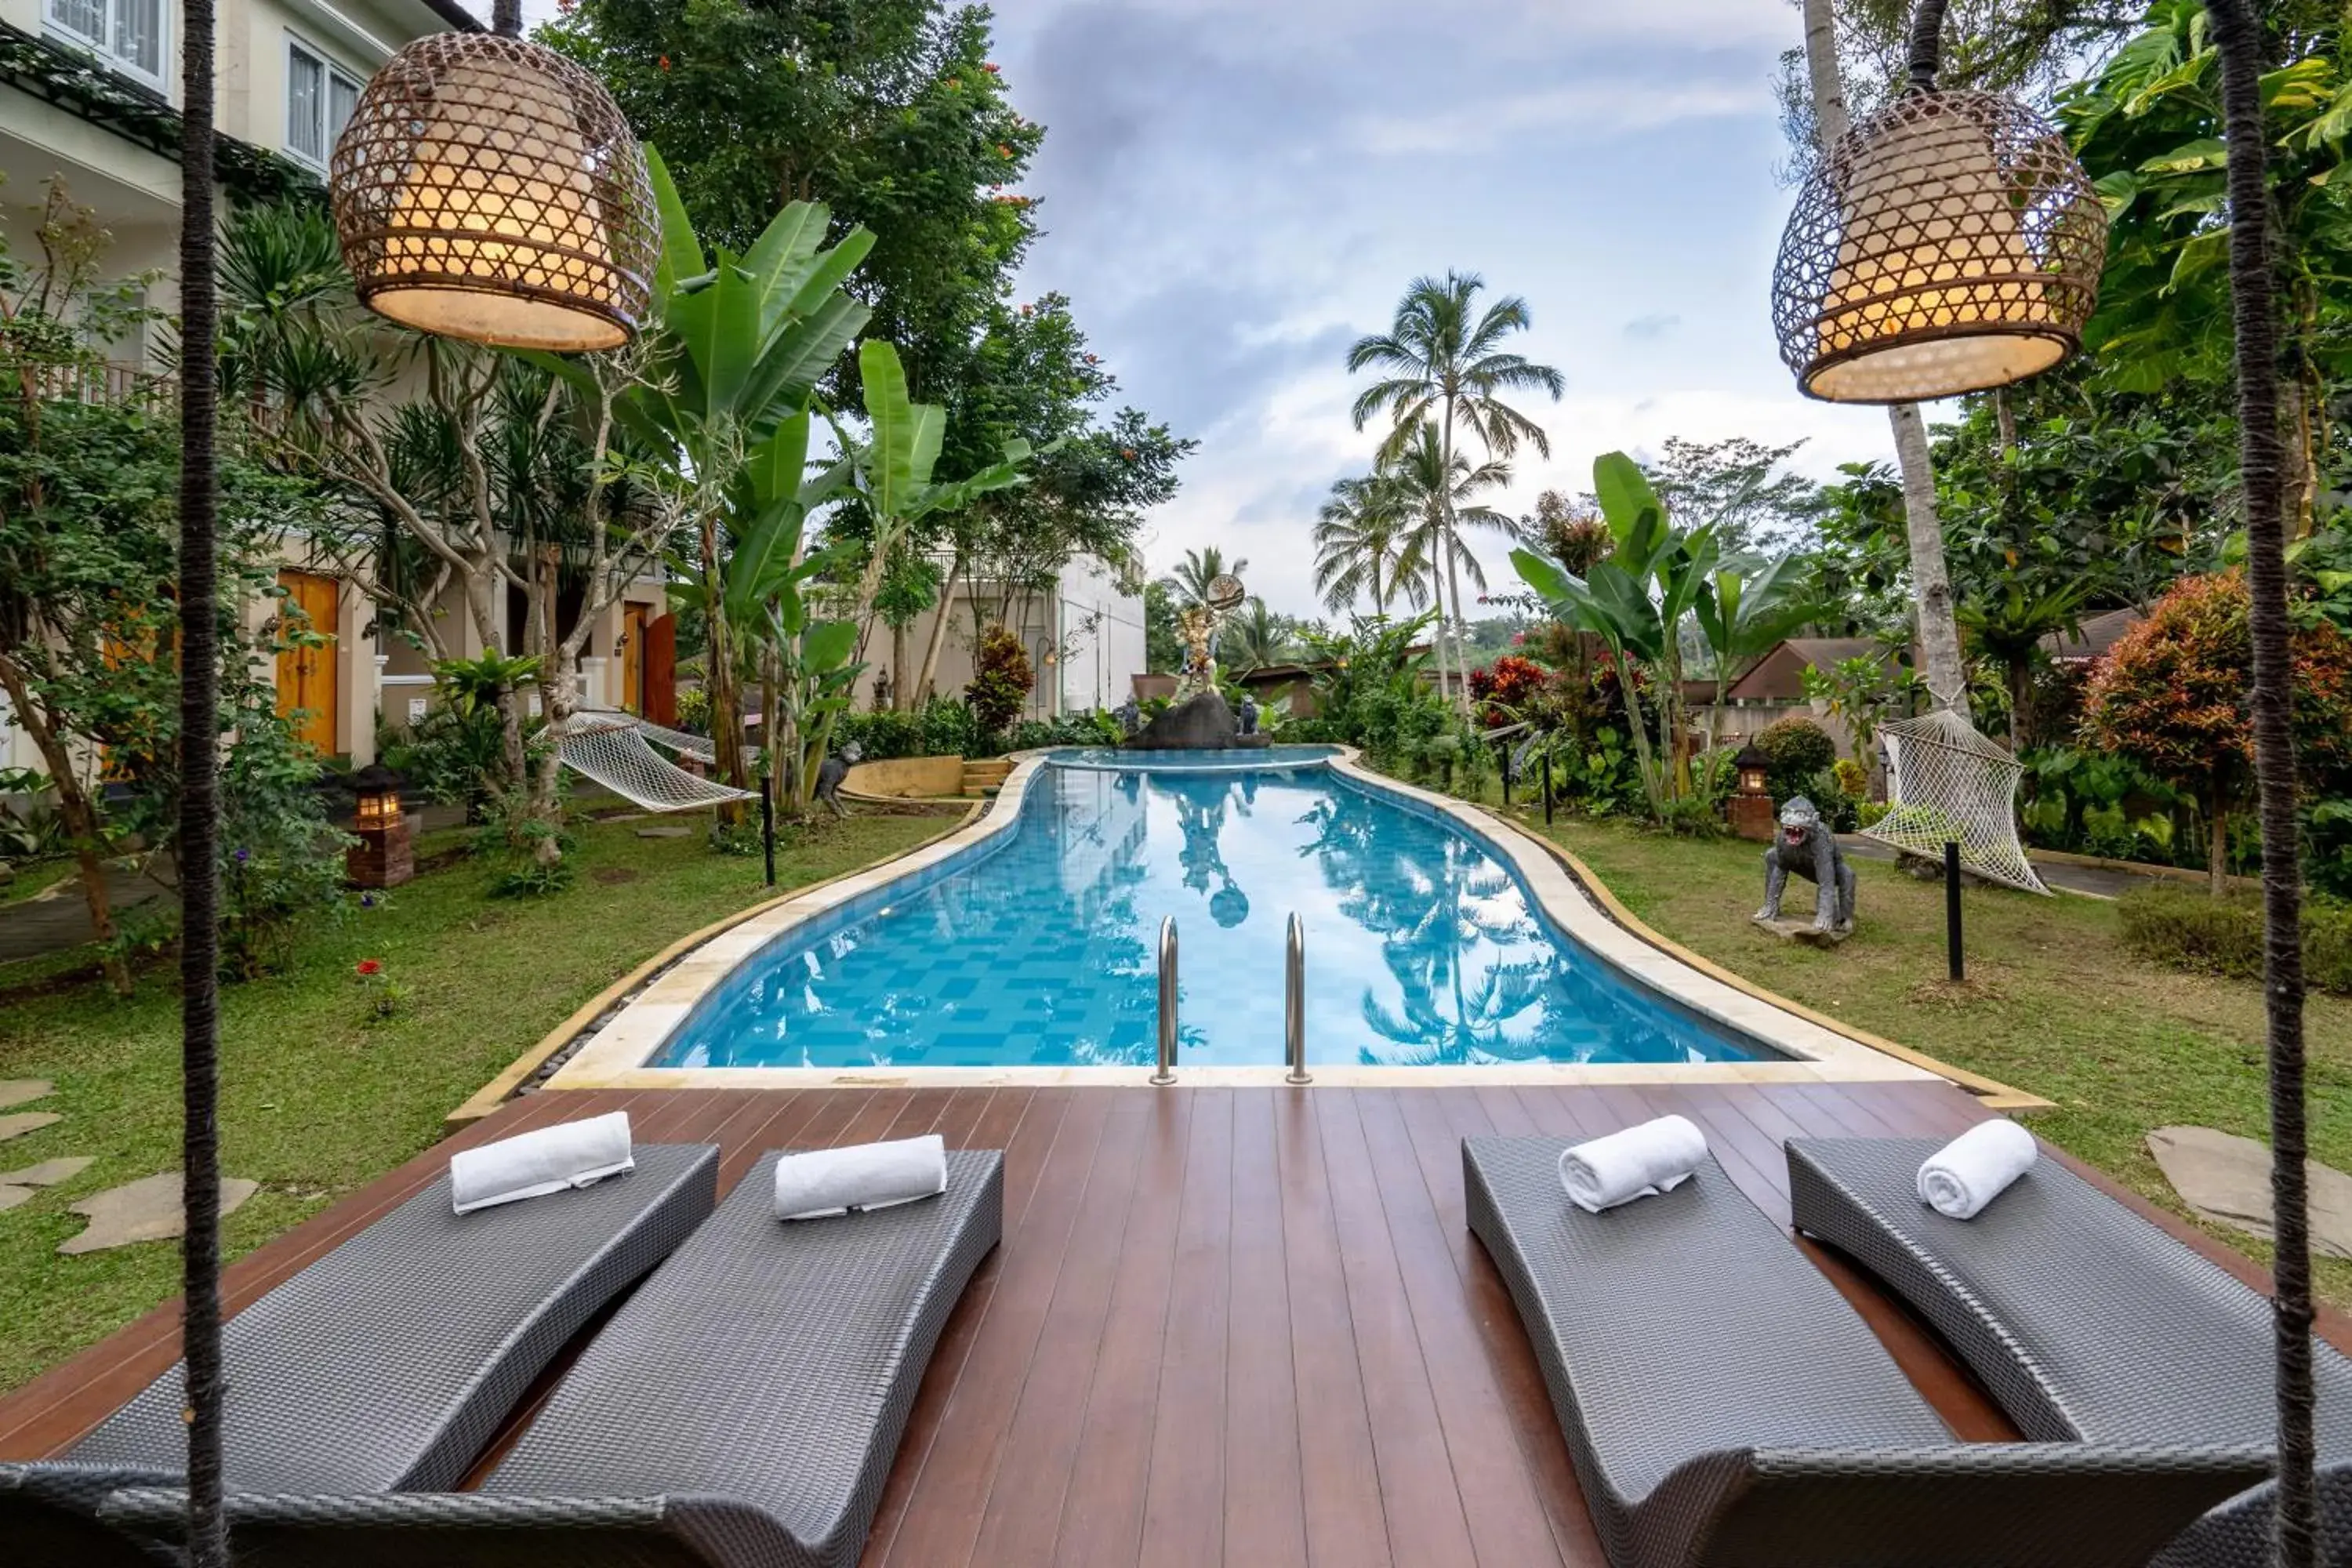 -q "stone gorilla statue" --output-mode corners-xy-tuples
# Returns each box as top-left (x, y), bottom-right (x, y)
(1756, 796), (1856, 934)
(814, 741), (864, 818)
